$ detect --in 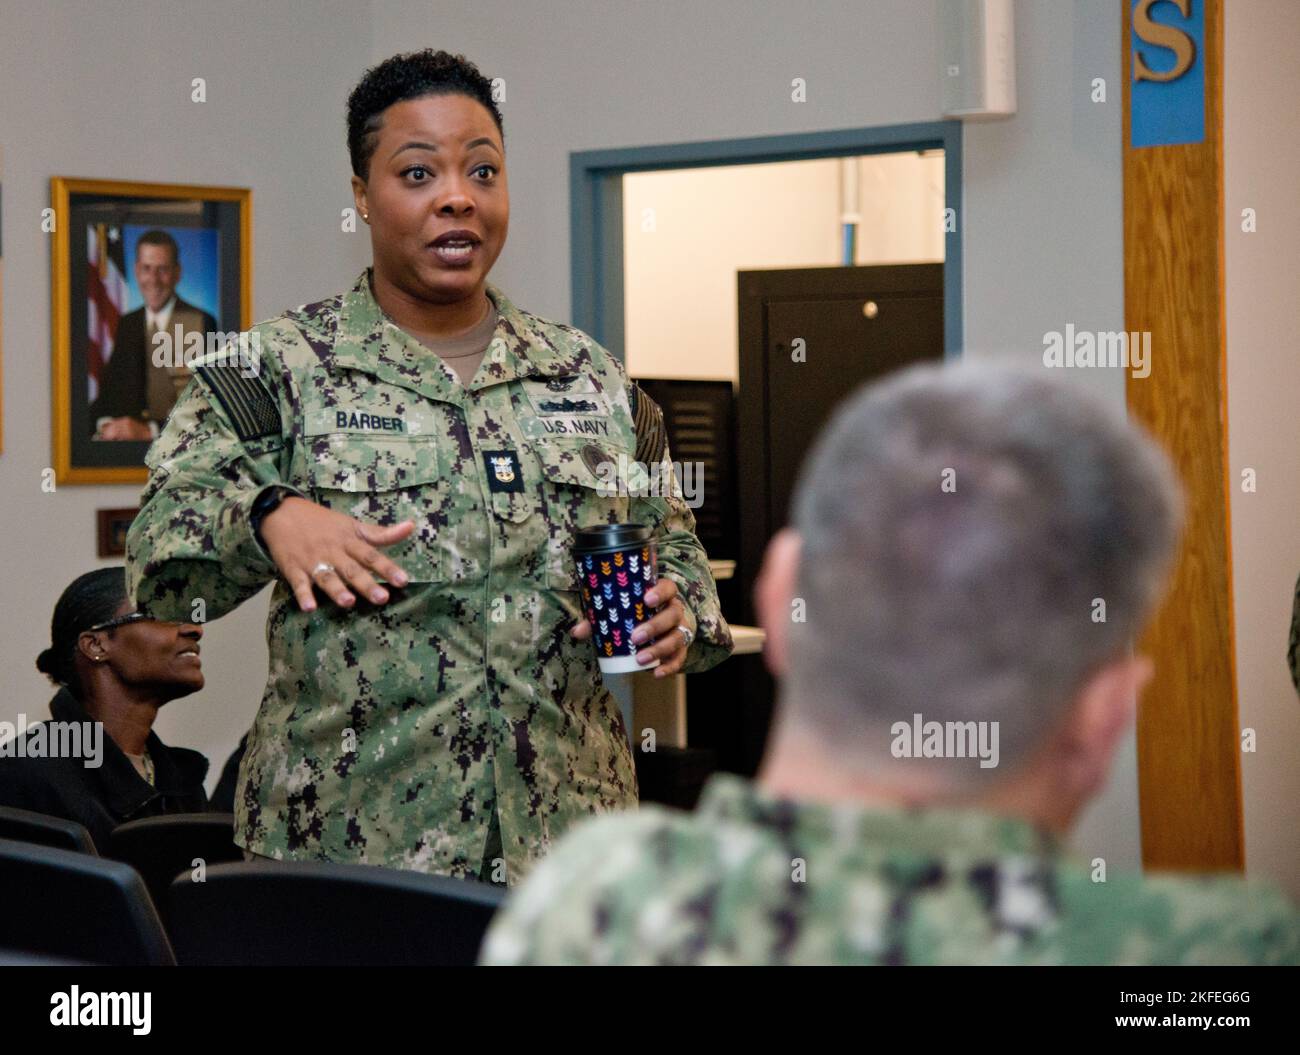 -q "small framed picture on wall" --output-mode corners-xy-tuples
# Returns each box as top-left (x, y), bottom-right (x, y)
(96, 507), (140, 558)
(51, 177), (251, 484)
